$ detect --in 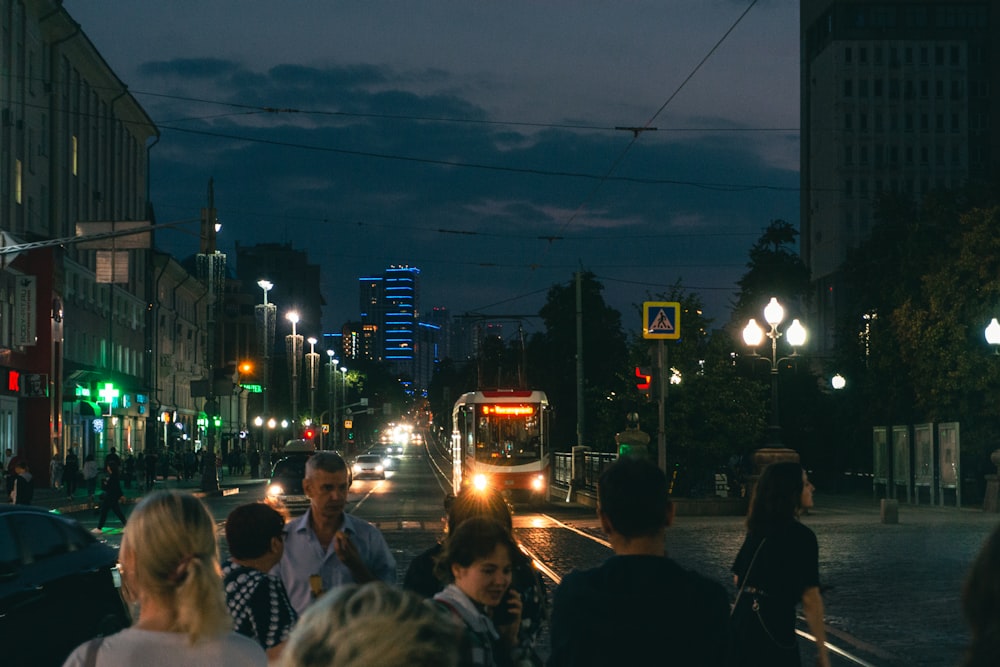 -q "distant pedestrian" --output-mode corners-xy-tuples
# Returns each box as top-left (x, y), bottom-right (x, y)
(105, 446), (121, 469)
(10, 462), (33, 505)
(144, 449), (158, 488)
(82, 453), (100, 503)
(549, 457), (732, 667)
(223, 502), (297, 661)
(249, 449), (261, 478)
(50, 455), (64, 490)
(93, 460), (127, 533)
(5, 447), (23, 497)
(731, 461), (829, 667)
(64, 446), (80, 498)
(122, 452), (136, 489)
